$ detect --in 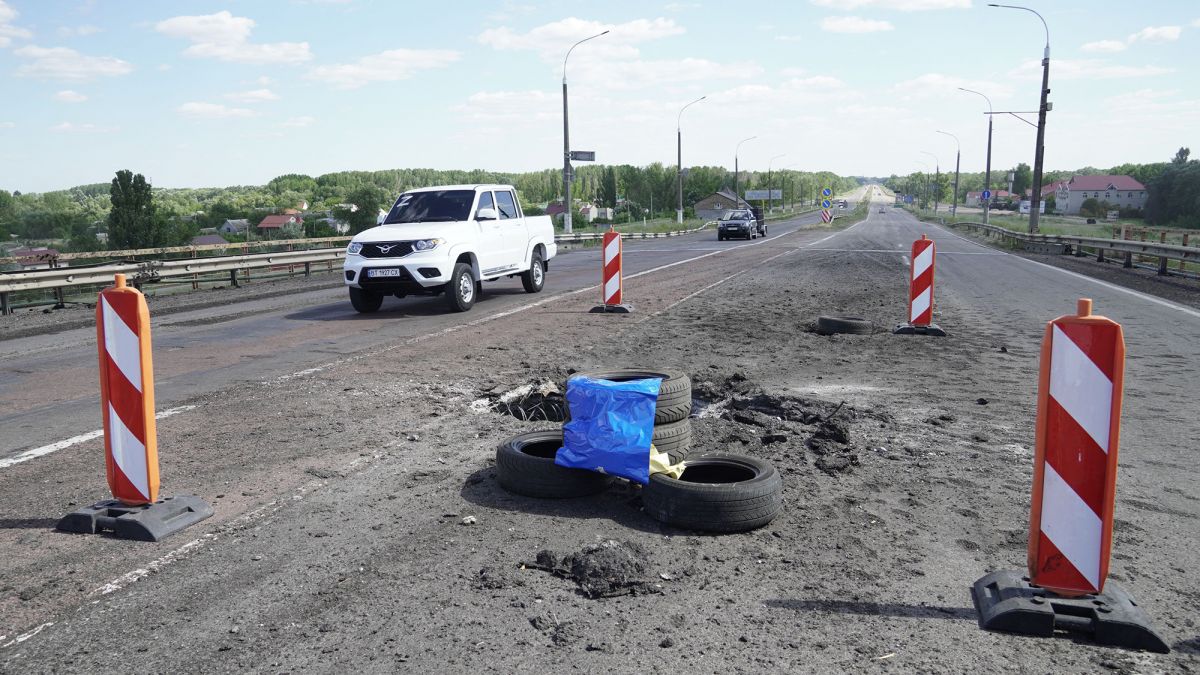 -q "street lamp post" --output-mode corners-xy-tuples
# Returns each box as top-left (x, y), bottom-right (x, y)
(676, 95), (706, 224)
(734, 136), (756, 212)
(561, 29), (609, 234)
(767, 153), (786, 214)
(990, 3), (1050, 233)
(920, 151), (940, 213)
(936, 130), (961, 217)
(958, 87), (993, 224)
(915, 161), (931, 209)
